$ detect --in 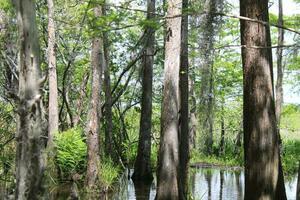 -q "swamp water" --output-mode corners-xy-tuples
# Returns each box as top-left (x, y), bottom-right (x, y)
(110, 168), (298, 200)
